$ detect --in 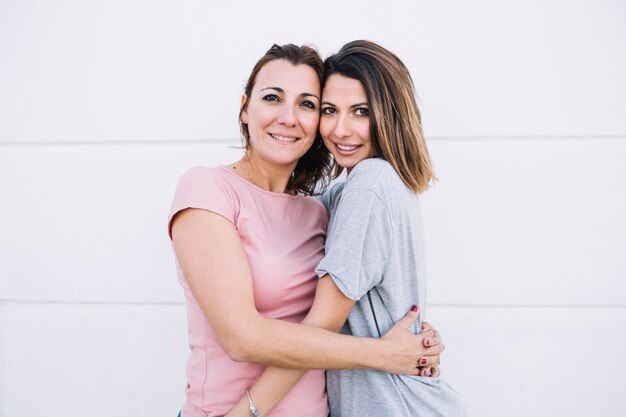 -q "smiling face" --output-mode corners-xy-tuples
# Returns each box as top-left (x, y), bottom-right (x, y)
(241, 59), (321, 170)
(320, 74), (376, 174)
